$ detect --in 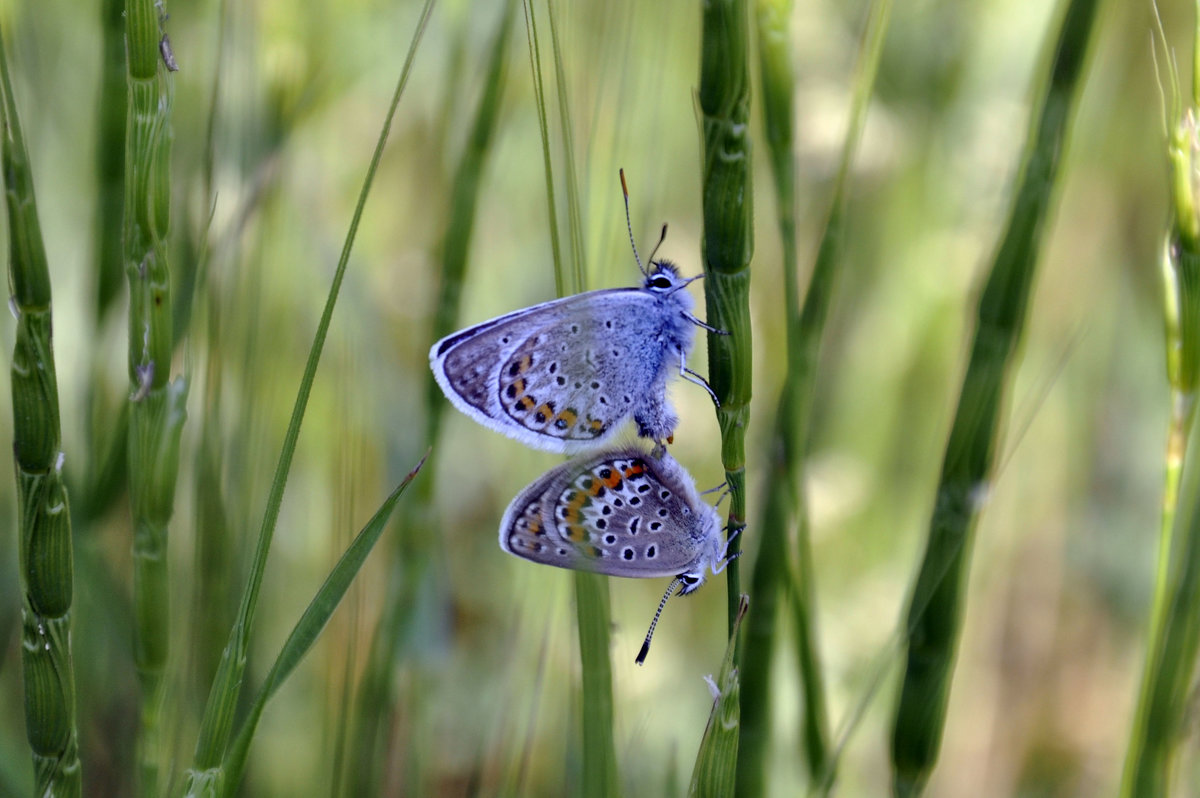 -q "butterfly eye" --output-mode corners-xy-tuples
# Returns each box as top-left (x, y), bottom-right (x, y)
(648, 275), (673, 290)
